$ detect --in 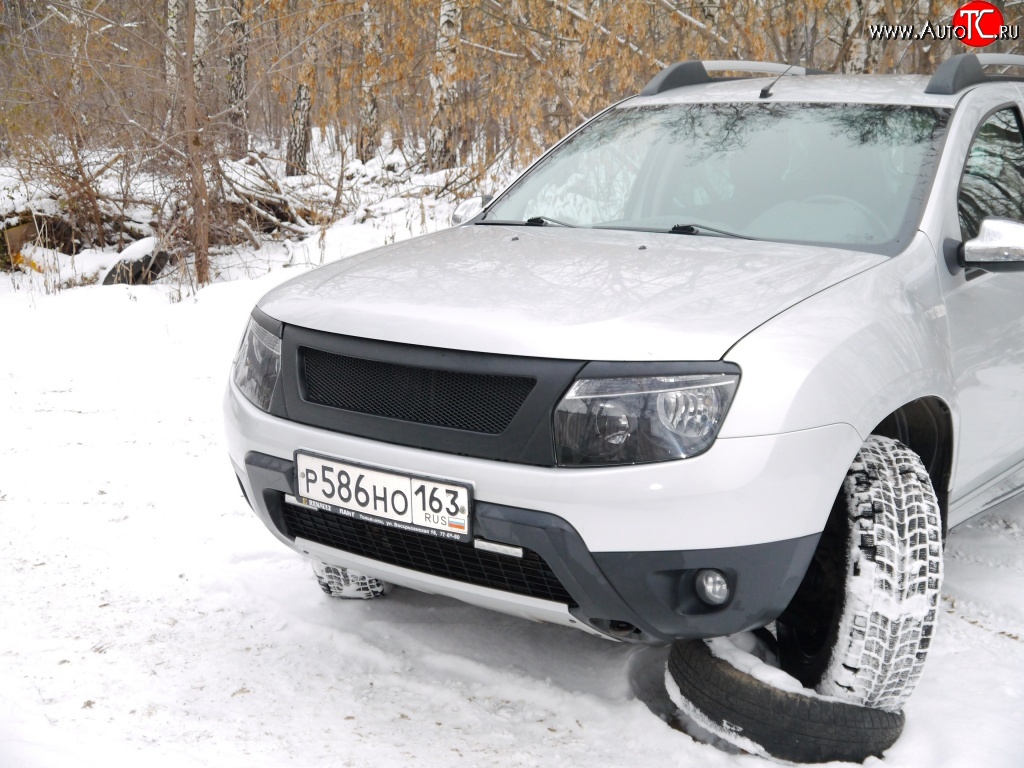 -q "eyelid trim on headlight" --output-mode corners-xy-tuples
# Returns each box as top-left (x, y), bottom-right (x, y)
(562, 374), (738, 399)
(250, 305), (284, 337)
